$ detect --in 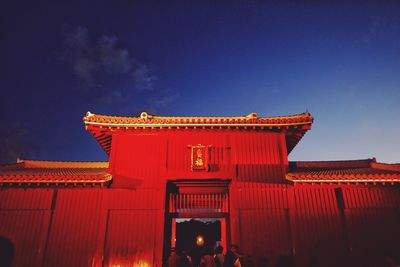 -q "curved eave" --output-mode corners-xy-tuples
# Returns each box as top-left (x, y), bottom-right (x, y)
(85, 123), (311, 156)
(84, 121), (313, 128)
(285, 127), (311, 154)
(84, 111), (313, 156)
(83, 111), (313, 129)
